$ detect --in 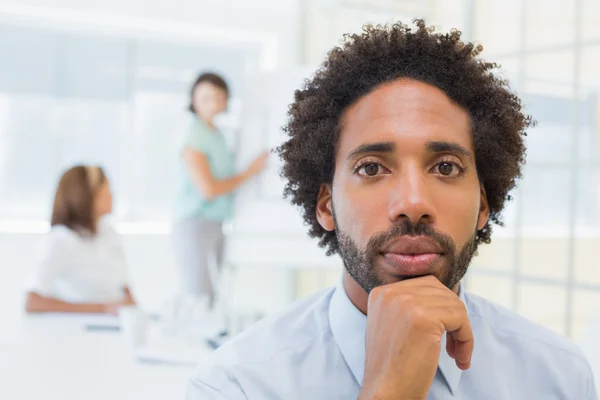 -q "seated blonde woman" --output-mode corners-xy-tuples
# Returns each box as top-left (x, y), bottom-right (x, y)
(25, 165), (135, 314)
